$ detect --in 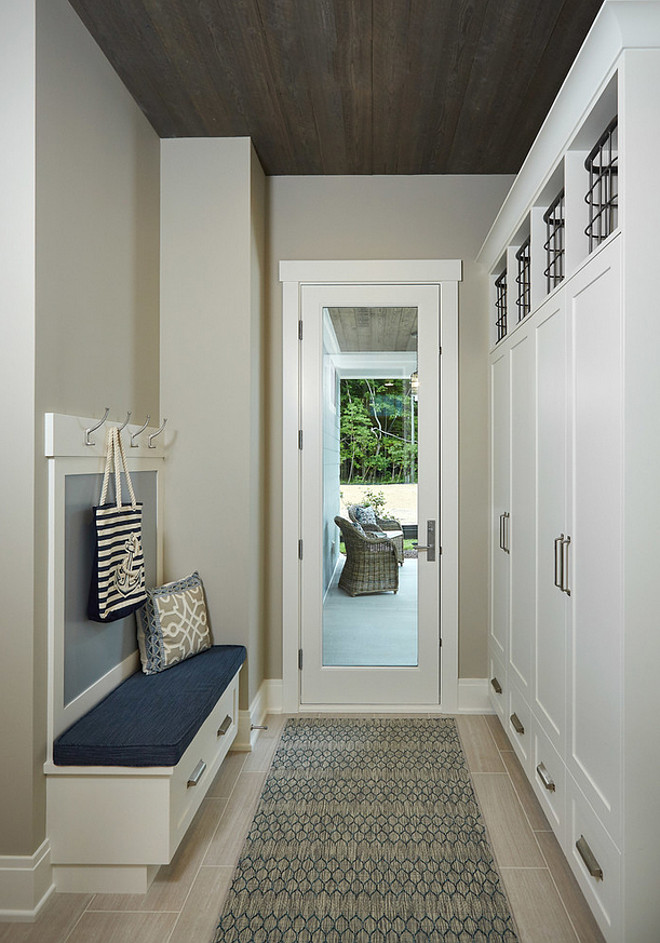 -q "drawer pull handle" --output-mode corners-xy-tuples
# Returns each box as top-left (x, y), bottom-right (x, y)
(576, 835), (603, 880)
(491, 677), (502, 695)
(187, 759), (207, 788)
(510, 713), (525, 736)
(217, 715), (232, 737)
(536, 762), (556, 792)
